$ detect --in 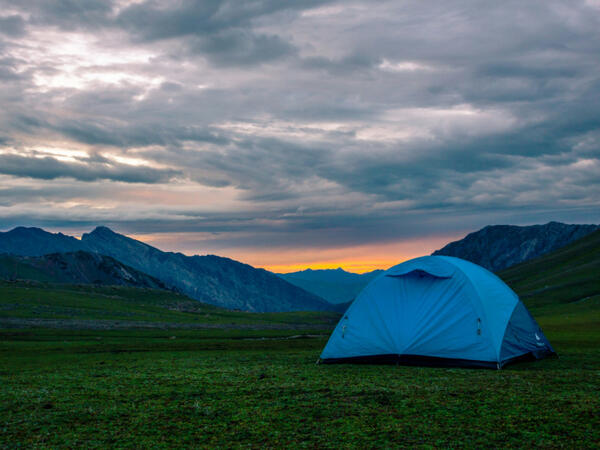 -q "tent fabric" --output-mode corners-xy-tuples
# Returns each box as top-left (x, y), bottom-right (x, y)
(320, 255), (555, 369)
